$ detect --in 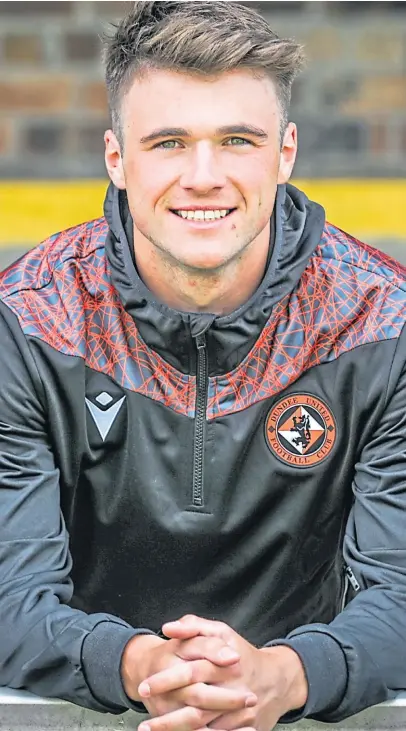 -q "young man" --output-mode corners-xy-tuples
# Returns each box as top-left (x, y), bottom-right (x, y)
(0, 2), (405, 730)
